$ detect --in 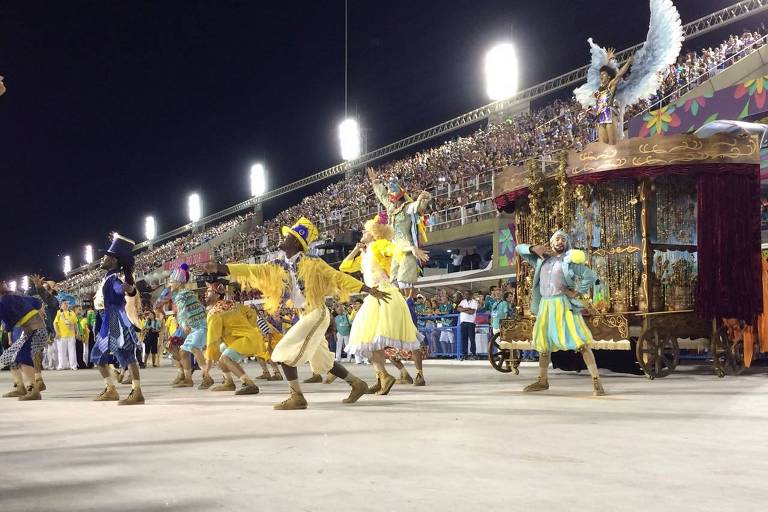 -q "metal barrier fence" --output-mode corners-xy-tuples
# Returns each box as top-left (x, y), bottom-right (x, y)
(416, 313), (492, 359)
